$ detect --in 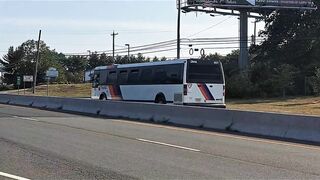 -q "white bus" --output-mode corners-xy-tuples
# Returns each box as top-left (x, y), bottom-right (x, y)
(91, 59), (225, 107)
